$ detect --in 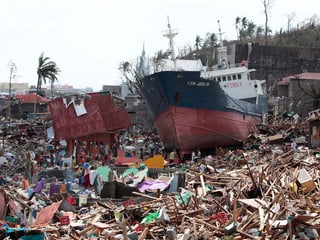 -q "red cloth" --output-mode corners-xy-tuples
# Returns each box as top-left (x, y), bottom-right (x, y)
(84, 174), (90, 188)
